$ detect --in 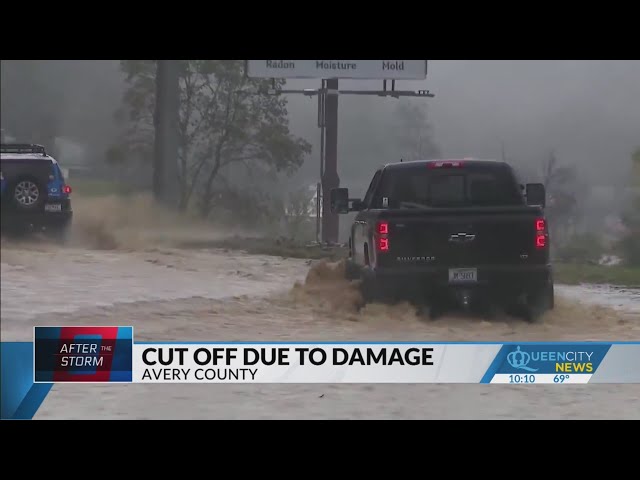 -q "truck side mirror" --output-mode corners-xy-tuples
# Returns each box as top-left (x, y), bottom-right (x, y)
(350, 199), (365, 211)
(525, 183), (546, 207)
(330, 188), (350, 214)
